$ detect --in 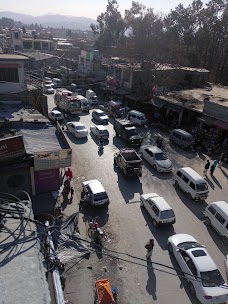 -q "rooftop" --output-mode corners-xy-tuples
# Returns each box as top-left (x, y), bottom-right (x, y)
(18, 51), (54, 61)
(158, 84), (228, 112)
(0, 195), (51, 304)
(0, 54), (28, 60)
